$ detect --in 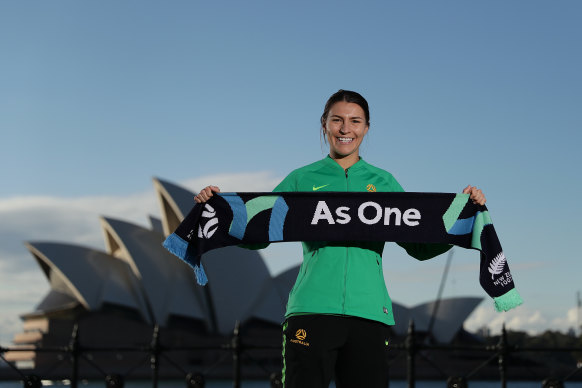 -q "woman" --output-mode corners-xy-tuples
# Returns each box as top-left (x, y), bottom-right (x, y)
(195, 90), (485, 388)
